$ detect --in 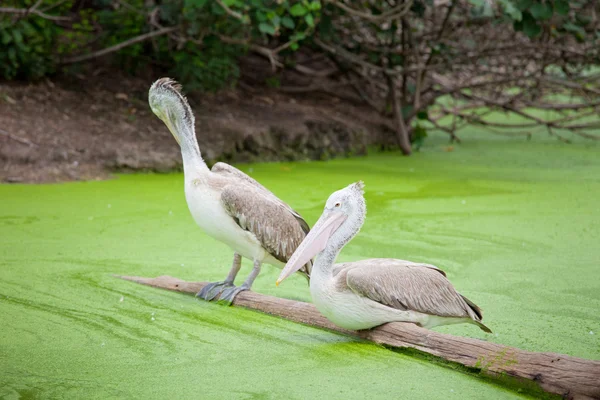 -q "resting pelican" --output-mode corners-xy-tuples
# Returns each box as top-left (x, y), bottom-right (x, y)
(149, 78), (311, 304)
(276, 182), (491, 332)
